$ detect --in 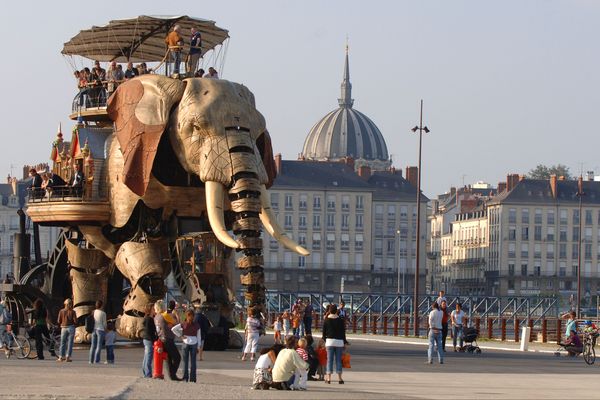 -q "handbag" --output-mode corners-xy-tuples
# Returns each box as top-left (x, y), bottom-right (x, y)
(341, 351), (351, 369)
